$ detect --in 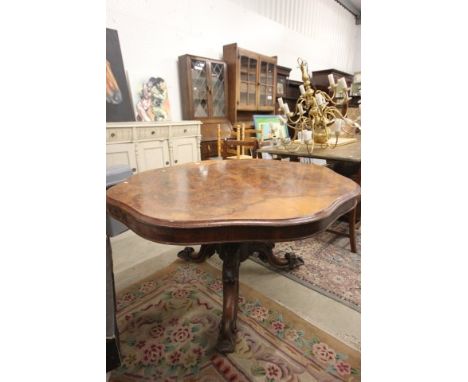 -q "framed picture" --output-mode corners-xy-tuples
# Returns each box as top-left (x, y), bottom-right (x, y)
(253, 115), (289, 140)
(106, 29), (135, 122)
